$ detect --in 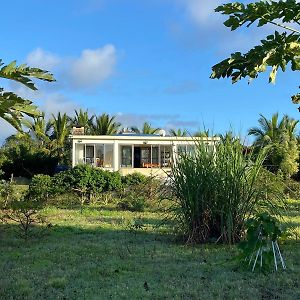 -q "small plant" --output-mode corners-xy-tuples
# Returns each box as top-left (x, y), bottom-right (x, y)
(1, 188), (48, 240)
(238, 212), (286, 271)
